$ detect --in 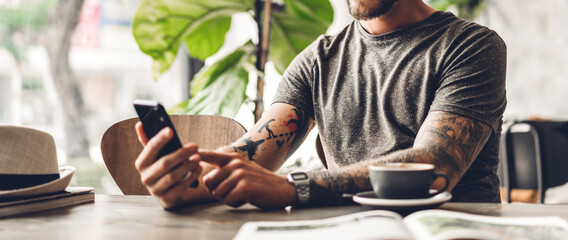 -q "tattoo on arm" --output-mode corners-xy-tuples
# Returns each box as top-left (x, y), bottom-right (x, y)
(308, 169), (371, 206)
(284, 107), (310, 158)
(230, 107), (312, 163)
(258, 119), (276, 139)
(306, 111), (492, 205)
(412, 111), (492, 182)
(232, 137), (265, 161)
